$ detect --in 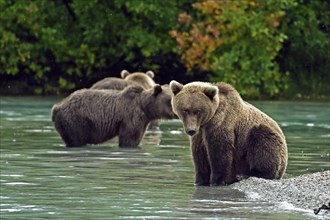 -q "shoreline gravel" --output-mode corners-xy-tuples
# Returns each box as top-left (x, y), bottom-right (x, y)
(232, 170), (330, 216)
